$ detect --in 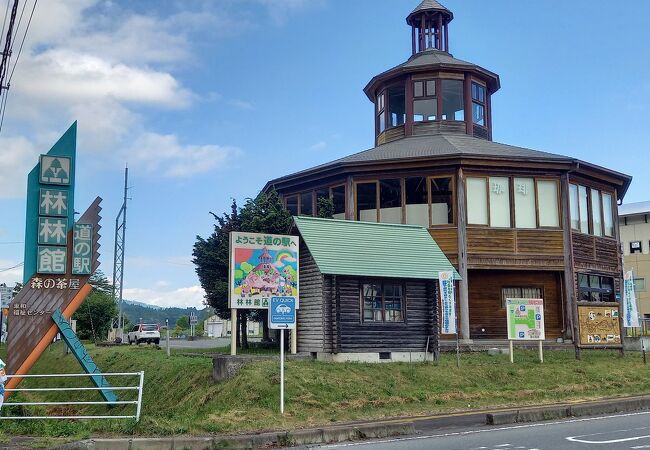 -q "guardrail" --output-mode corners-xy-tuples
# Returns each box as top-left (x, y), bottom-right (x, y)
(1, 371), (144, 421)
(626, 318), (650, 337)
